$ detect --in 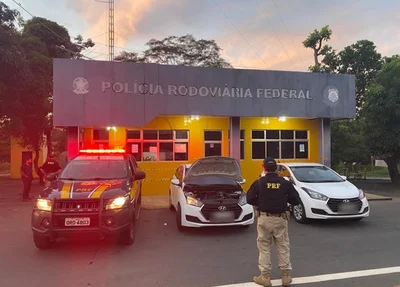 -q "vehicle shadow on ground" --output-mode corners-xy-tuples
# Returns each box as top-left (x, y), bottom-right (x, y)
(294, 217), (372, 230)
